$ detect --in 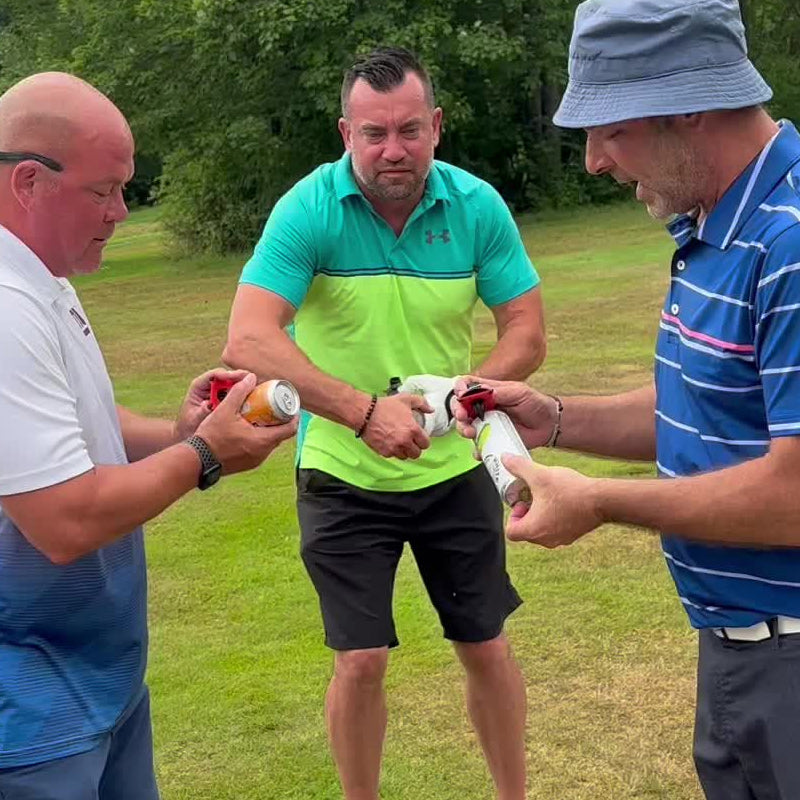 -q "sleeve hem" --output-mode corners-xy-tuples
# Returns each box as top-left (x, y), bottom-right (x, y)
(480, 277), (539, 308)
(0, 456), (94, 496)
(237, 280), (302, 310)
